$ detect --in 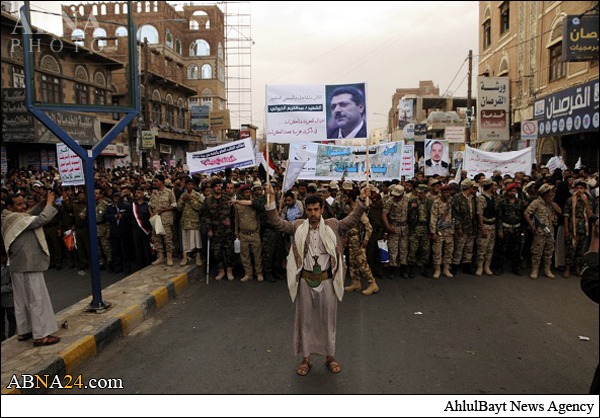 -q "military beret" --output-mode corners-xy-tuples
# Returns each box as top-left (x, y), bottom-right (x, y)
(240, 184), (250, 192)
(211, 178), (223, 188)
(505, 183), (518, 191)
